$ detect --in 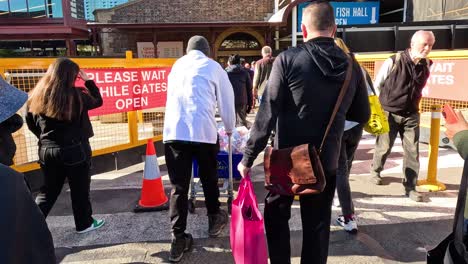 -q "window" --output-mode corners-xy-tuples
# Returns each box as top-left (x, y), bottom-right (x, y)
(220, 33), (261, 50)
(0, 1), (9, 18)
(10, 0), (28, 17)
(28, 0), (47, 18)
(48, 0), (63, 17)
